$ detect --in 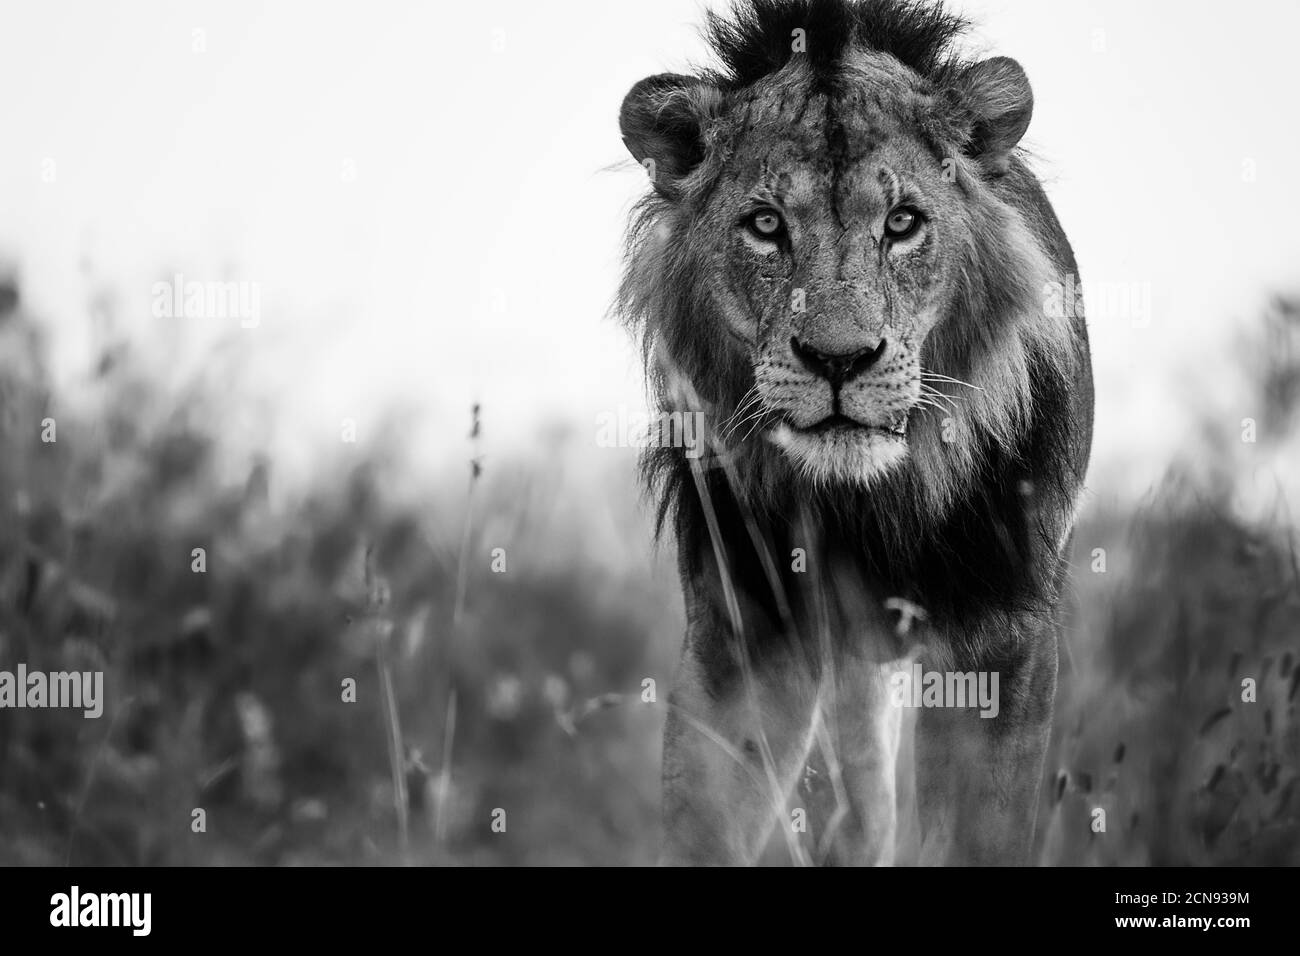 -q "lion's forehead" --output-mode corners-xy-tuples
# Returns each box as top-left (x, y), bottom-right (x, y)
(734, 89), (914, 158)
(722, 60), (938, 217)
